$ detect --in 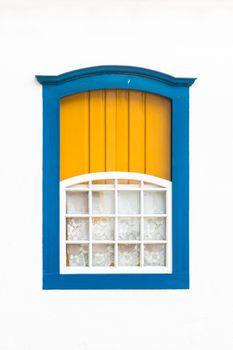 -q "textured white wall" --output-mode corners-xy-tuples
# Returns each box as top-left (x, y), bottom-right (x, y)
(0, 1), (233, 349)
